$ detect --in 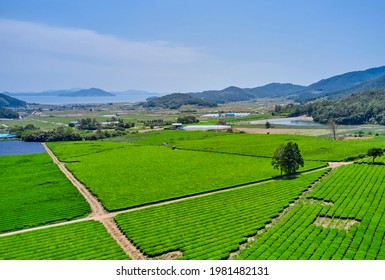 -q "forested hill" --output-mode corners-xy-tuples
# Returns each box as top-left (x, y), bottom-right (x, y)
(325, 74), (385, 100)
(287, 88), (385, 125)
(0, 93), (26, 107)
(294, 66), (385, 102)
(188, 83), (305, 103)
(142, 93), (217, 109)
